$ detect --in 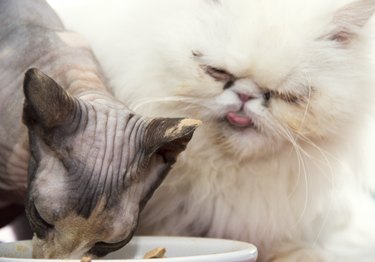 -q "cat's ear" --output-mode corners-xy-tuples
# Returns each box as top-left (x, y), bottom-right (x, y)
(23, 68), (76, 129)
(145, 118), (201, 164)
(326, 0), (375, 45)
